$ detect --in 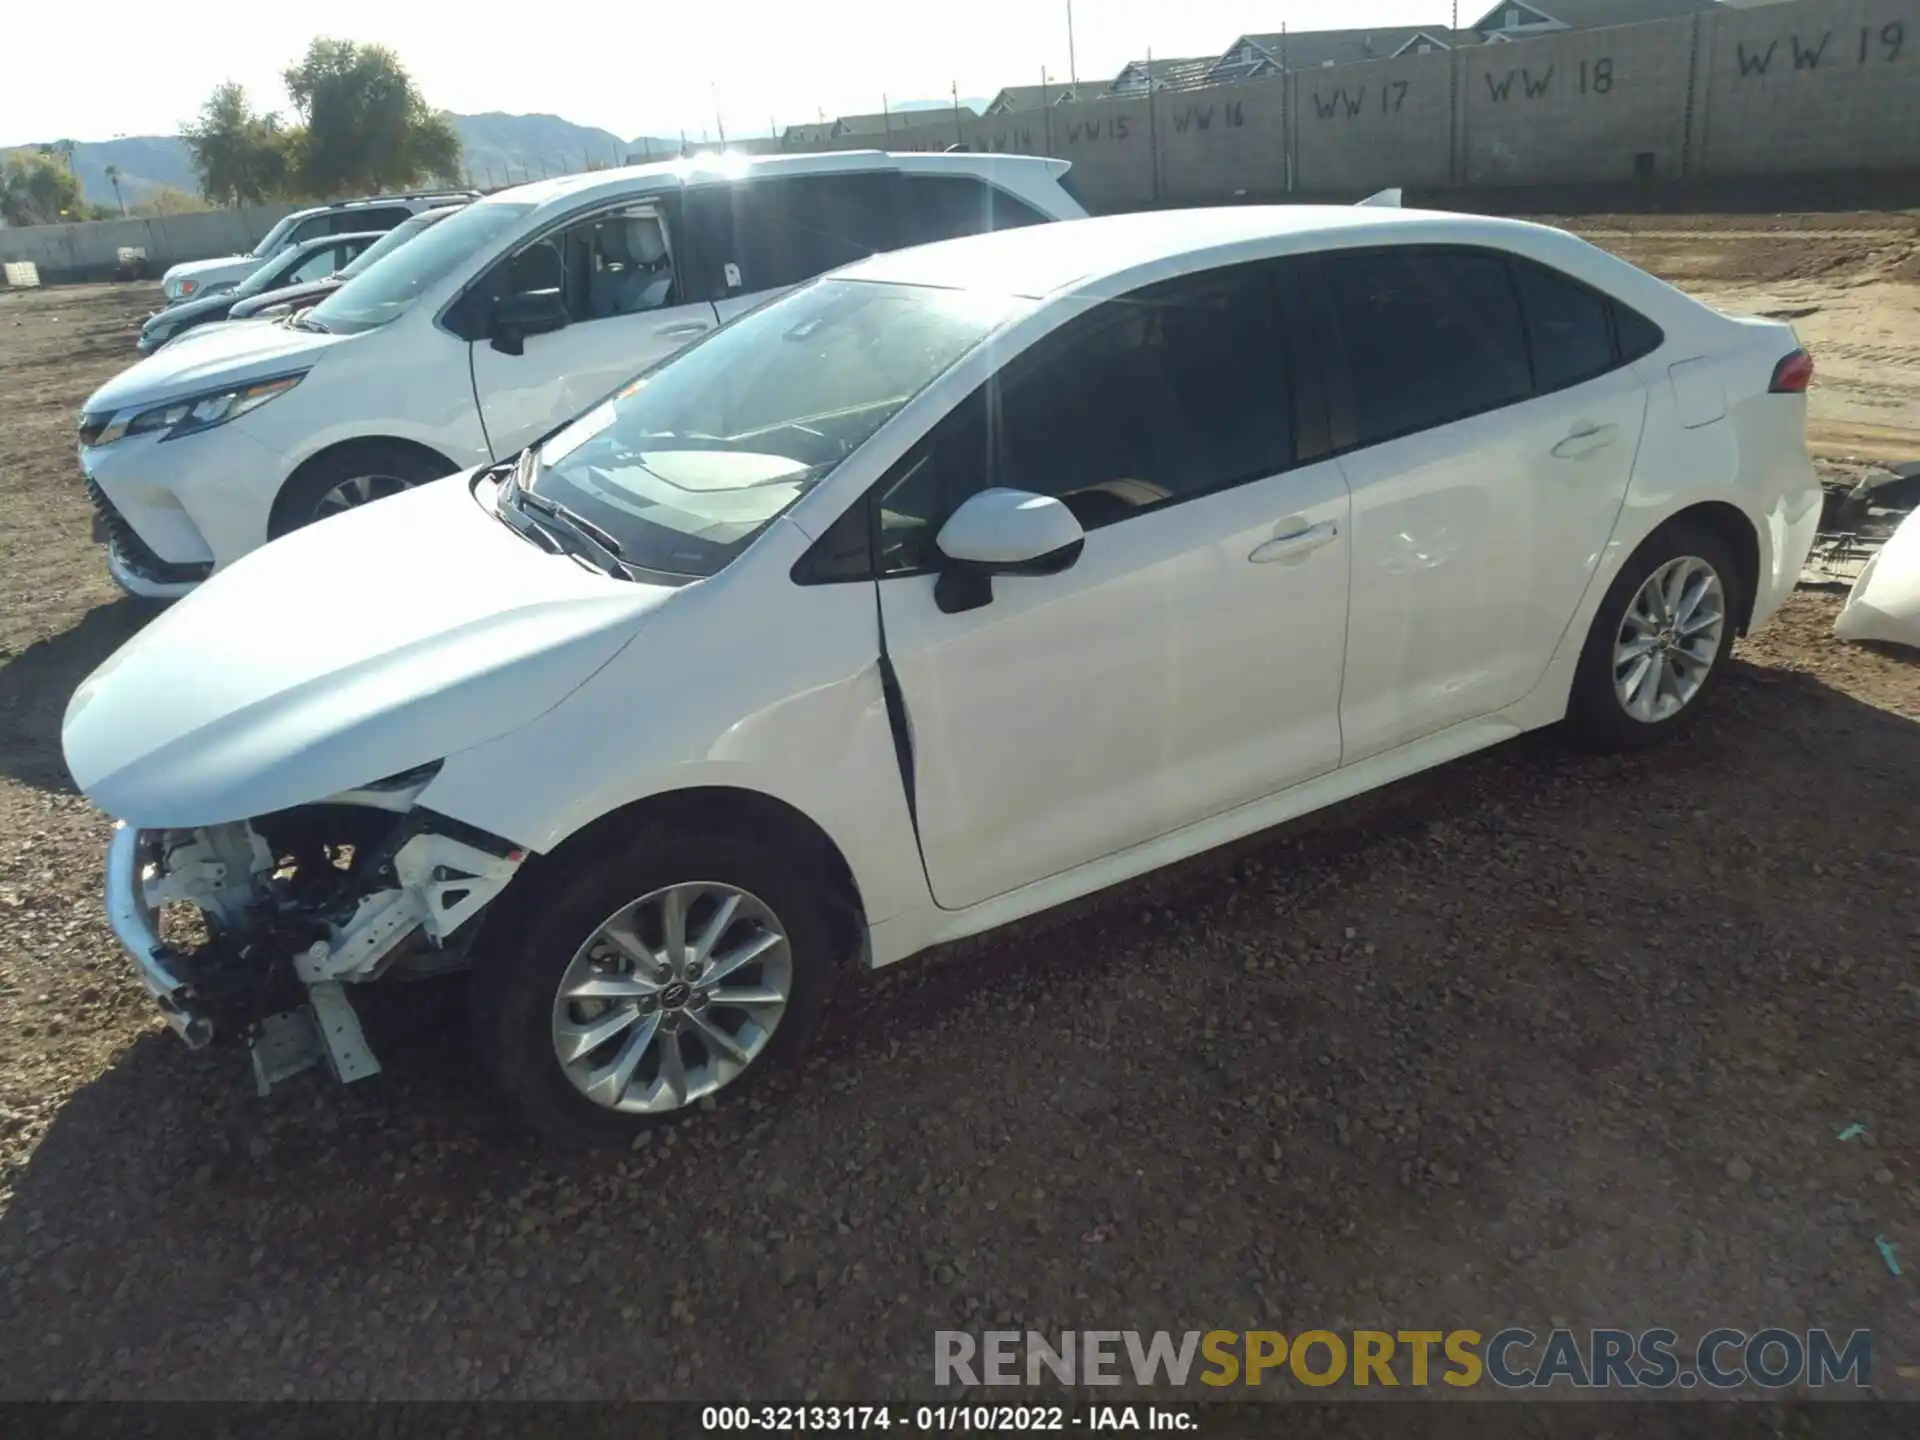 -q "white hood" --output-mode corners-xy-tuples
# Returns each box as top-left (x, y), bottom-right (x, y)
(84, 321), (346, 416)
(163, 254), (260, 288)
(63, 474), (679, 829)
